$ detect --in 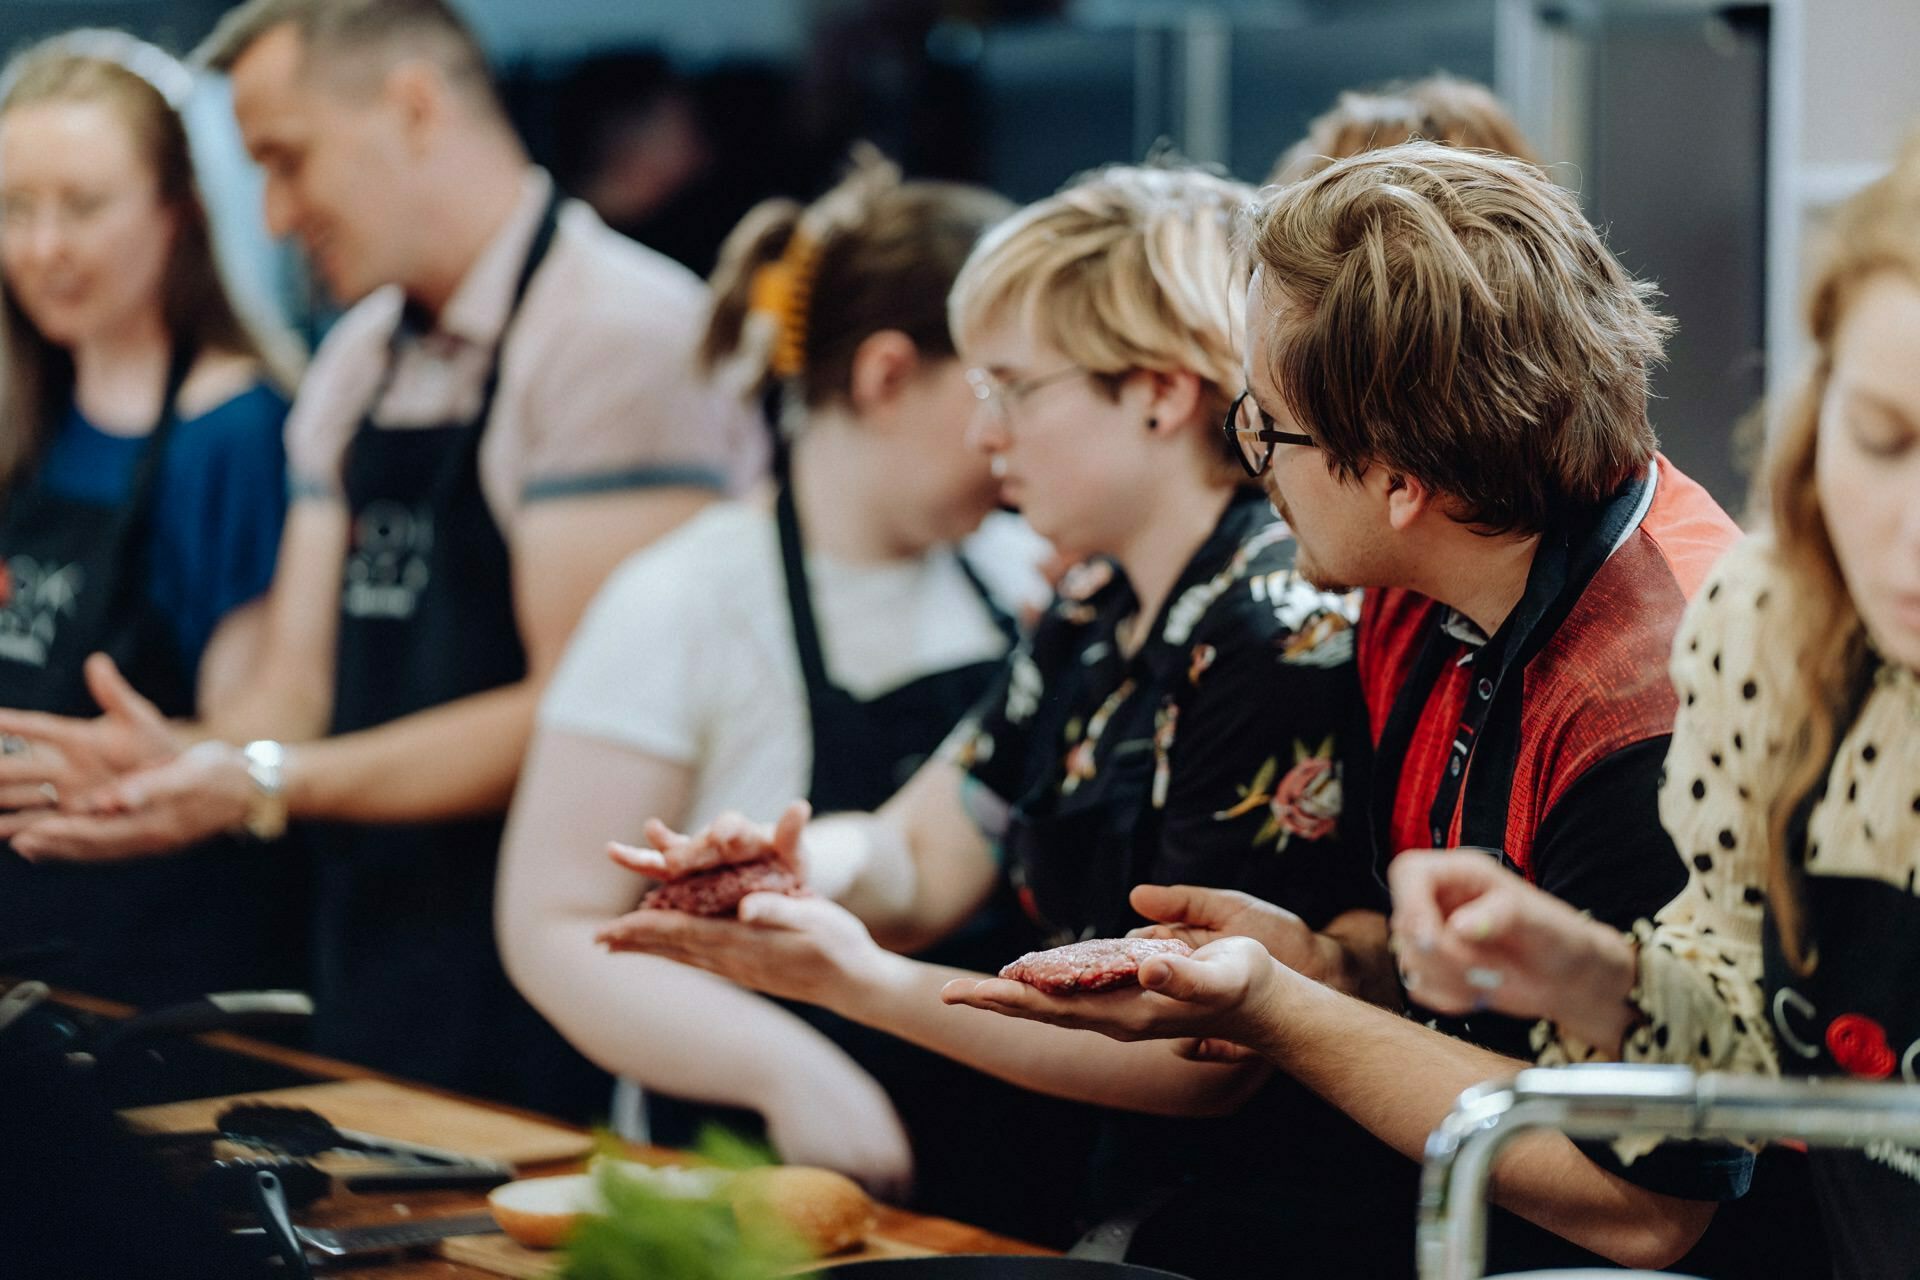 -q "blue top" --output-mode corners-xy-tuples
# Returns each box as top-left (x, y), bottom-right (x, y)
(37, 381), (290, 677)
